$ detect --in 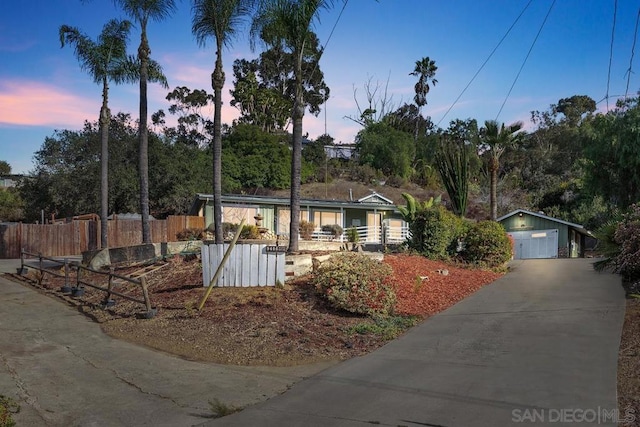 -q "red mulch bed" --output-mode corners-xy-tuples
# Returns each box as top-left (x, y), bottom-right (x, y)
(383, 254), (503, 316)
